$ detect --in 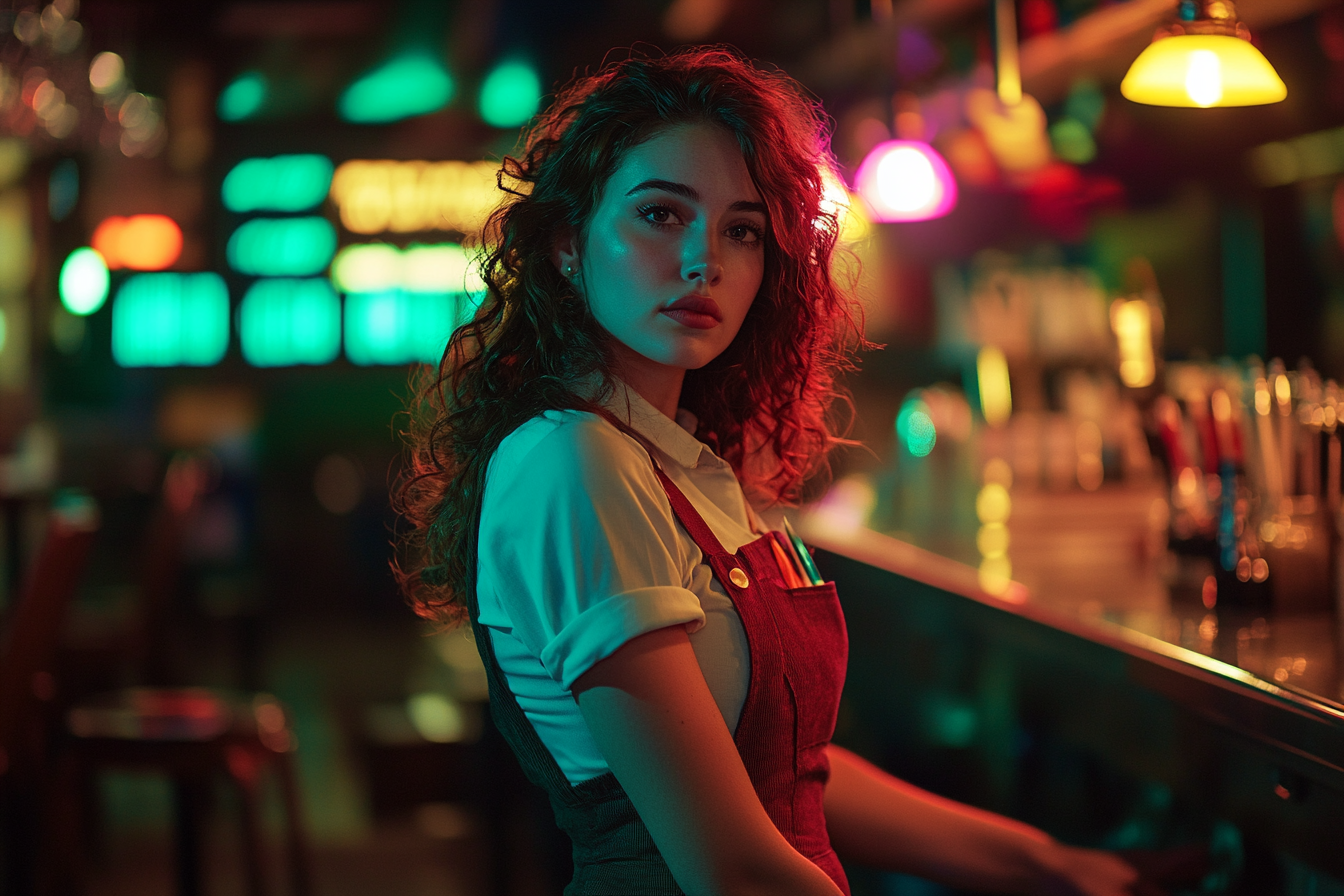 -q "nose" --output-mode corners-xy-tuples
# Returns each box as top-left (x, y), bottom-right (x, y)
(682, 231), (722, 289)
